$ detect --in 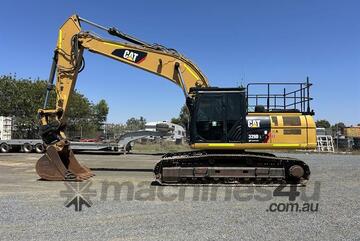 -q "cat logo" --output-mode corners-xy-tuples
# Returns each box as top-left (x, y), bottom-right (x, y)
(123, 50), (138, 62)
(111, 49), (147, 64)
(248, 119), (261, 128)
